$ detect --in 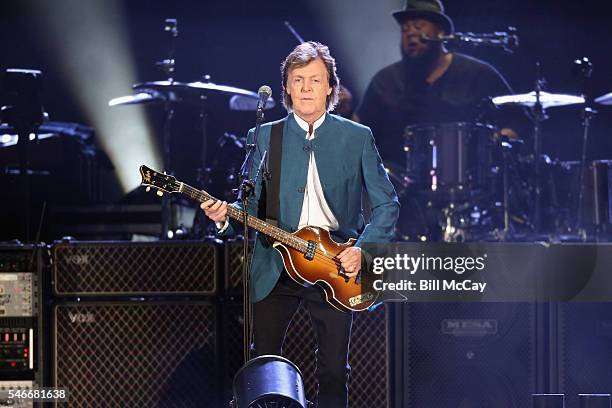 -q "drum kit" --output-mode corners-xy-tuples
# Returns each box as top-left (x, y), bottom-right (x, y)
(111, 76), (612, 243)
(107, 19), (612, 243)
(396, 86), (612, 242)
